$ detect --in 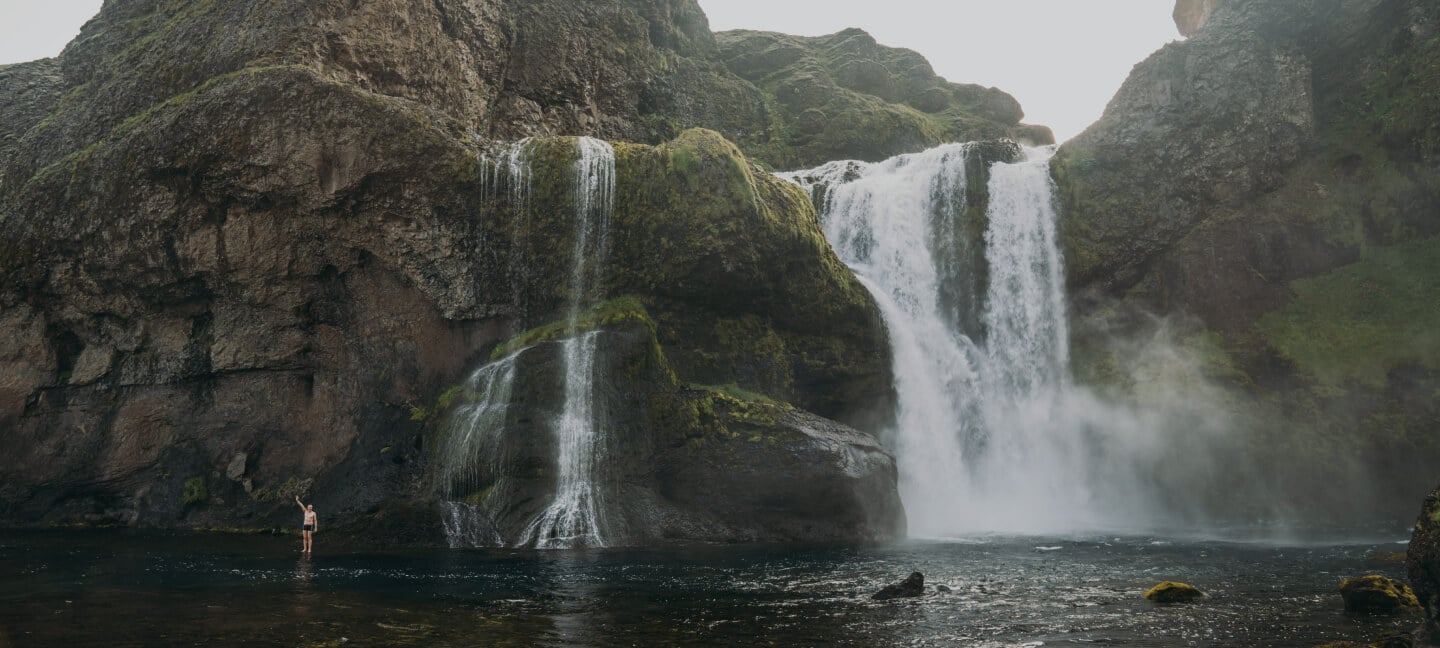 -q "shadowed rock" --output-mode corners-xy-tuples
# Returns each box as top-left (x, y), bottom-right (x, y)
(873, 572), (925, 600)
